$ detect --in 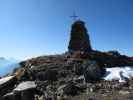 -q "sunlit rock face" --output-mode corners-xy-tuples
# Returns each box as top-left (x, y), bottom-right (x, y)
(68, 20), (92, 52)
